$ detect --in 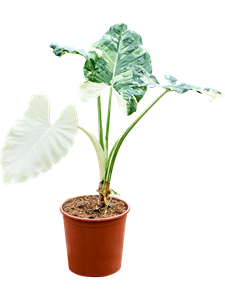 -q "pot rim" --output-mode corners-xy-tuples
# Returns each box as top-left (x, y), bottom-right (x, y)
(60, 194), (130, 223)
